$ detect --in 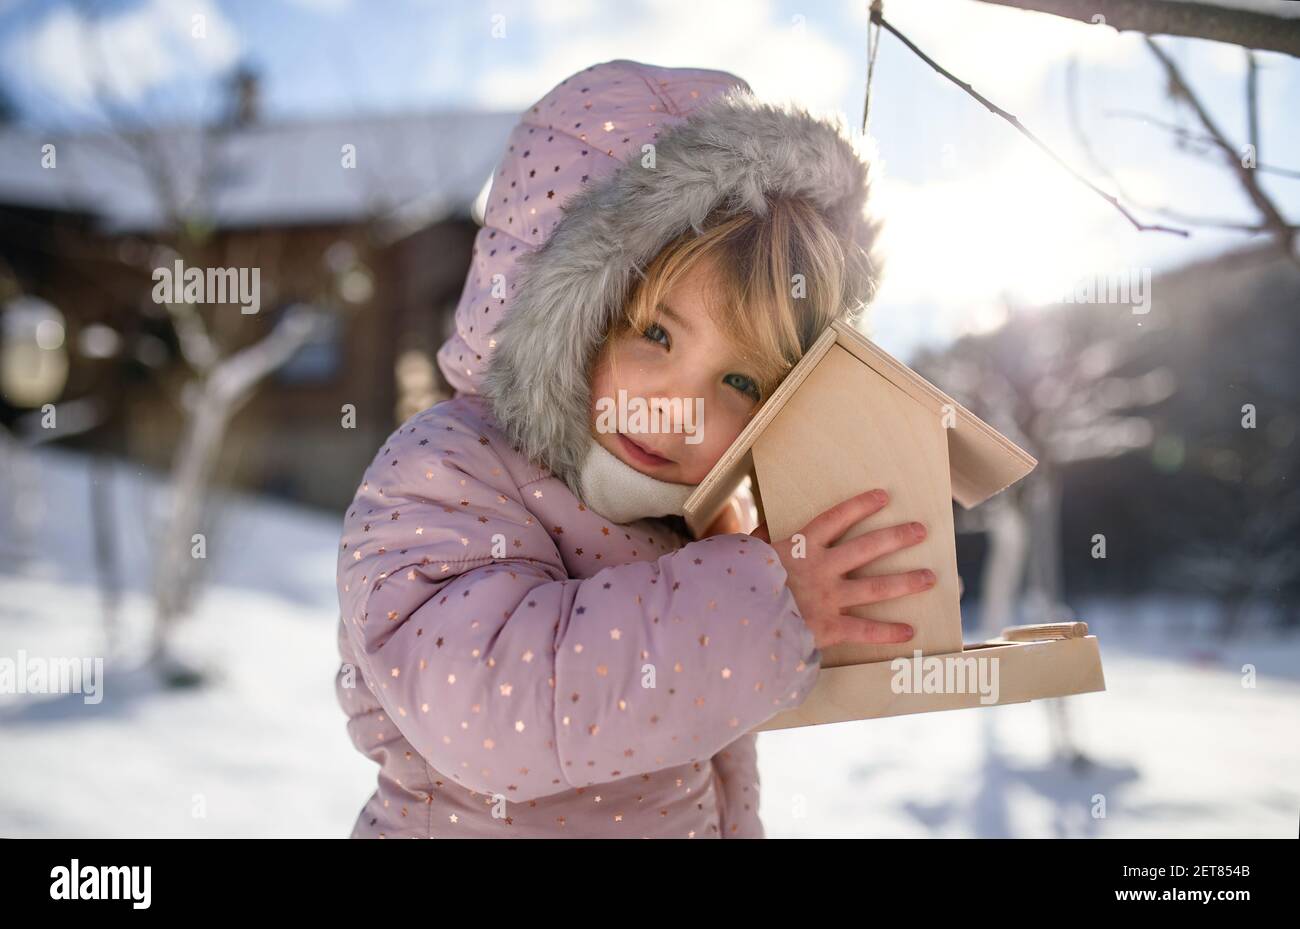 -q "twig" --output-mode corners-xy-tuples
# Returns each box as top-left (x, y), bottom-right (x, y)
(1143, 36), (1299, 266)
(1104, 110), (1300, 180)
(1245, 48), (1259, 164)
(869, 6), (1188, 236)
(862, 1), (883, 134)
(1065, 62), (1293, 235)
